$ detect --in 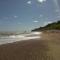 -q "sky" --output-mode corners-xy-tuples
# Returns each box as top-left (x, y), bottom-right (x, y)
(0, 0), (60, 32)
